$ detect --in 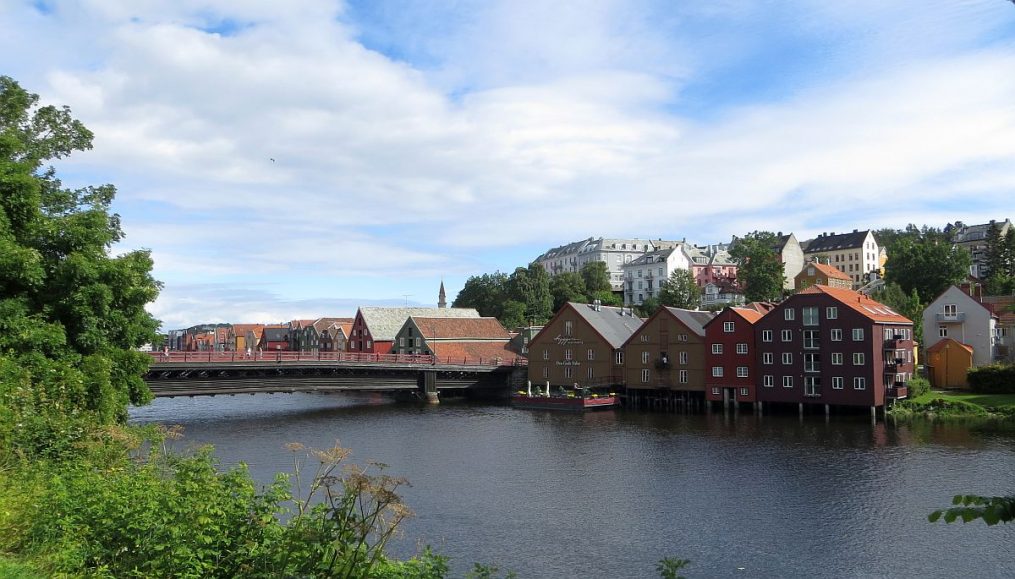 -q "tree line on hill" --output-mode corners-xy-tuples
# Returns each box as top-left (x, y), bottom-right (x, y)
(456, 226), (978, 336)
